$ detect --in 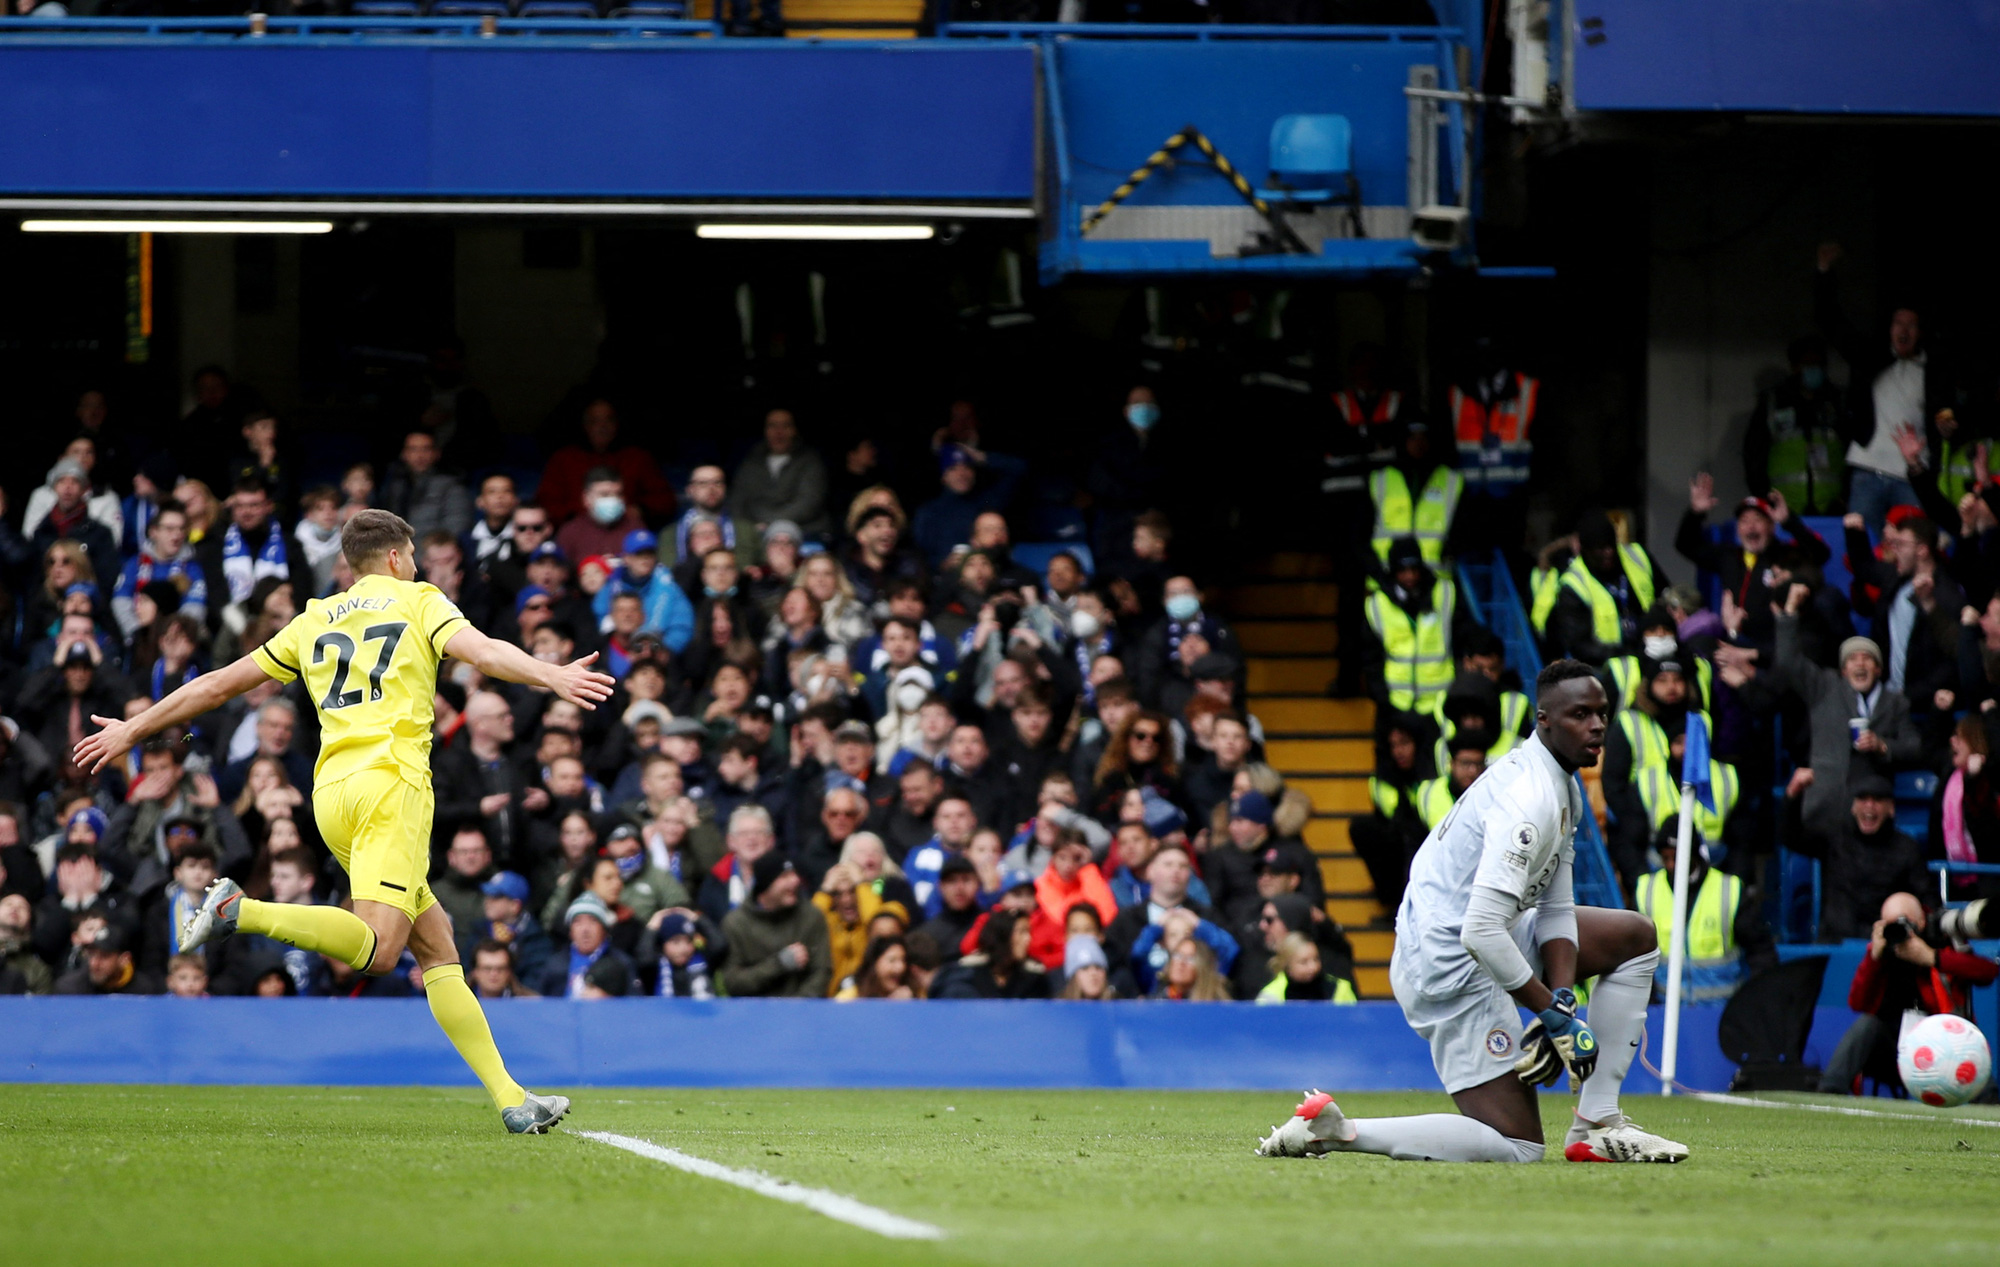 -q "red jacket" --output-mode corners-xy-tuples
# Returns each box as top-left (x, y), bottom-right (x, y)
(1035, 863), (1119, 931)
(1849, 944), (1999, 1017)
(959, 907), (1070, 972)
(539, 445), (677, 526)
